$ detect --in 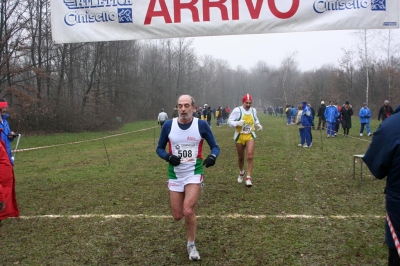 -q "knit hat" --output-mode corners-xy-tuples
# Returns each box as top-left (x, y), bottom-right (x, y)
(345, 101), (349, 105)
(363, 102), (368, 106)
(242, 94), (253, 103)
(321, 101), (325, 105)
(384, 100), (389, 104)
(0, 101), (7, 109)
